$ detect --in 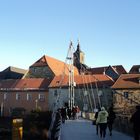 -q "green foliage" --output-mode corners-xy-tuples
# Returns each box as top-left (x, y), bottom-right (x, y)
(23, 110), (52, 139)
(11, 107), (26, 118)
(24, 111), (52, 130)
